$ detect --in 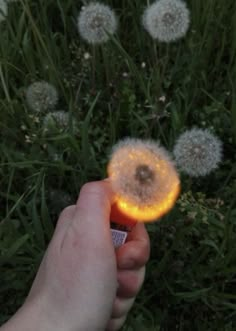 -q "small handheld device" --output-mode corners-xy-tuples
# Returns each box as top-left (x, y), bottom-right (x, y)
(110, 202), (137, 248)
